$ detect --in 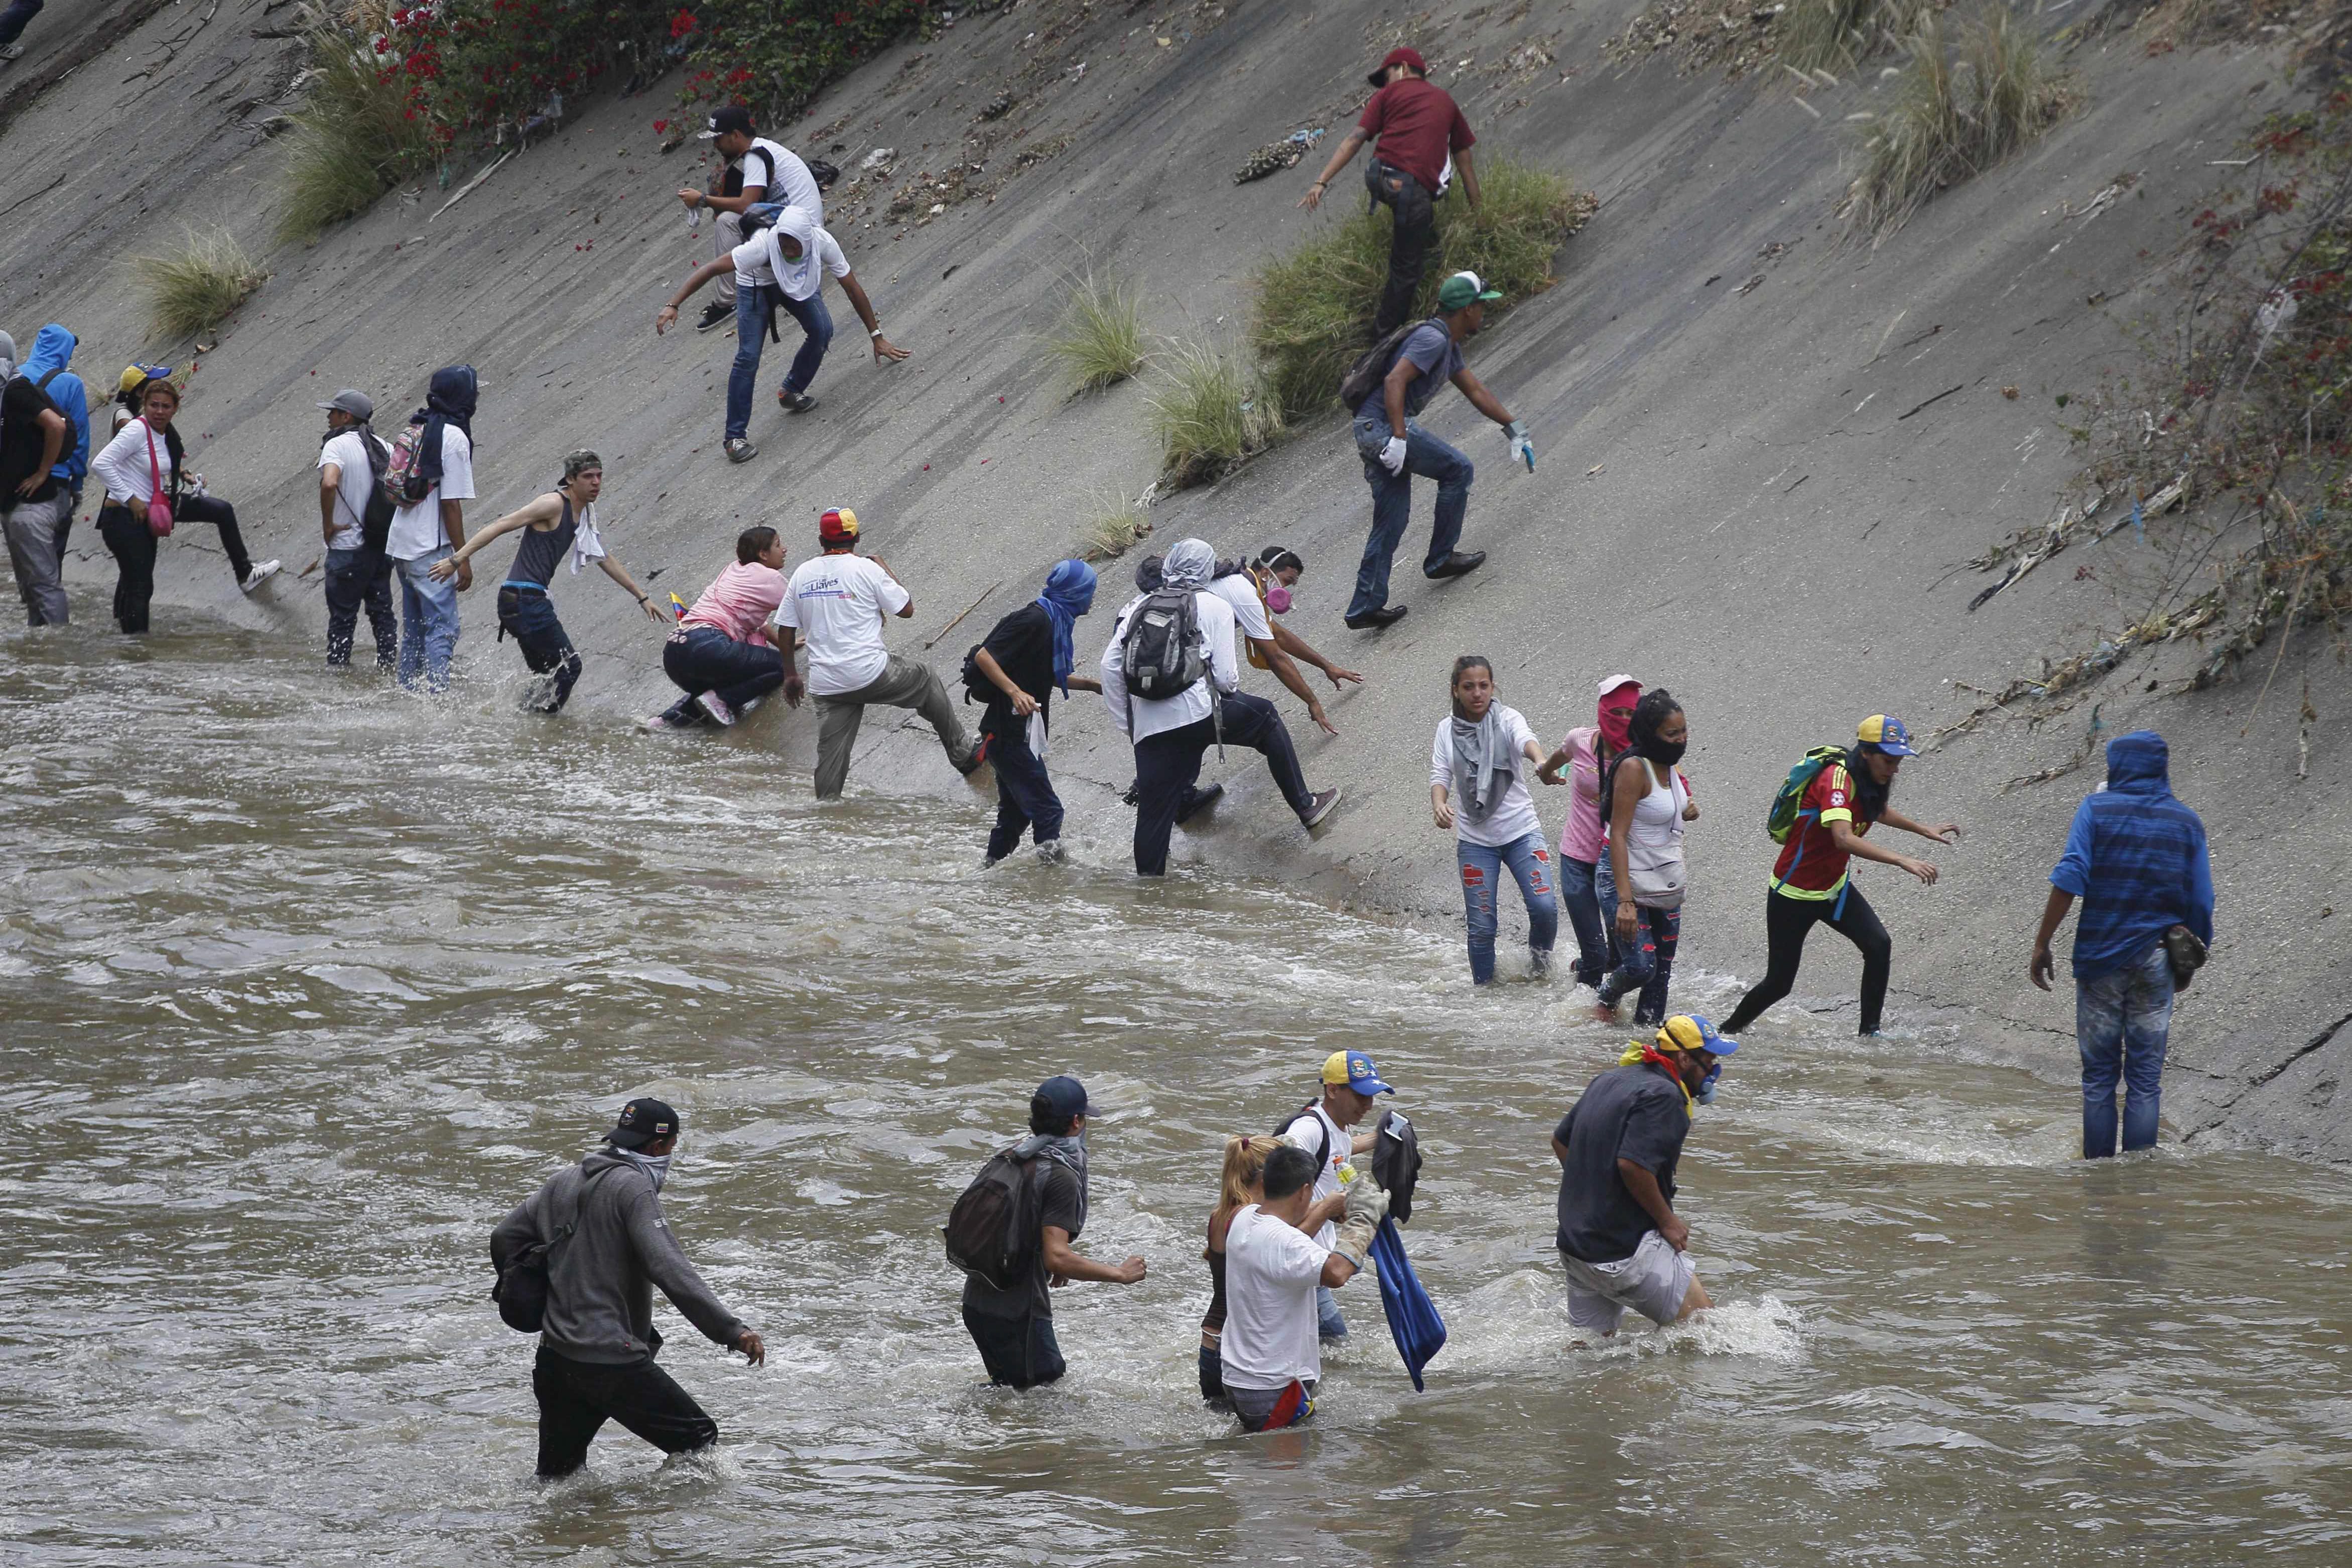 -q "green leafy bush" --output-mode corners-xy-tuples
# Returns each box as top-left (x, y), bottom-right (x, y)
(1147, 339), (1283, 490)
(1845, 6), (2076, 237)
(277, 29), (435, 244)
(138, 228), (270, 341)
(1777, 0), (1894, 74)
(1248, 156), (1593, 425)
(277, 1), (936, 237)
(1048, 269), (1148, 394)
(1081, 491), (1153, 561)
